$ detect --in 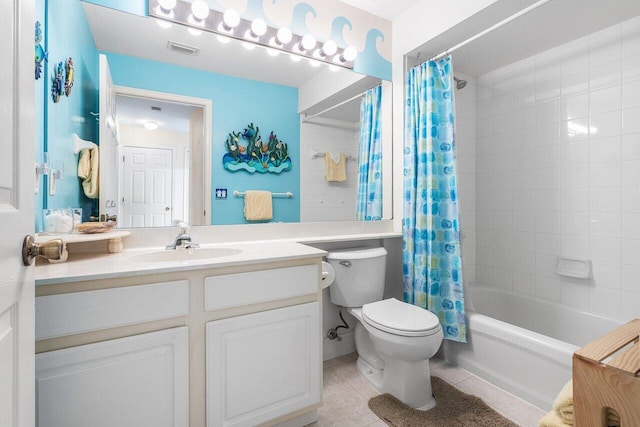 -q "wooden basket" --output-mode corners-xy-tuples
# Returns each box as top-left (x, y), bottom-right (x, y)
(573, 319), (640, 427)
